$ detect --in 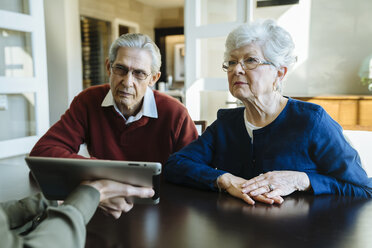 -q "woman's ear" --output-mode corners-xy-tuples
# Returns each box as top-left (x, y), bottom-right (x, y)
(277, 67), (288, 81)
